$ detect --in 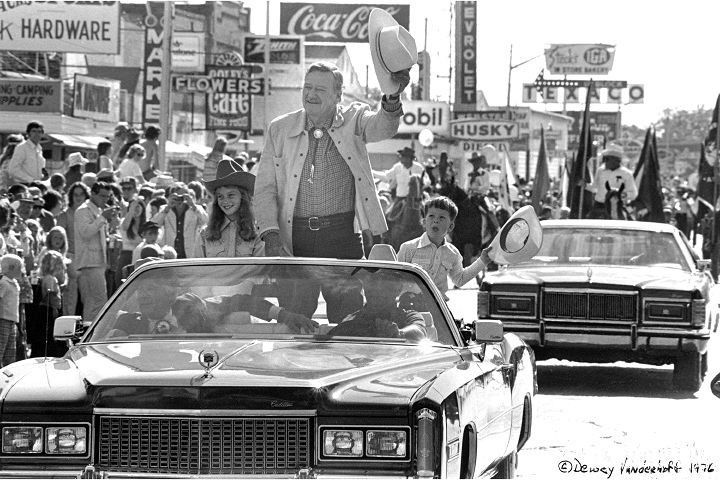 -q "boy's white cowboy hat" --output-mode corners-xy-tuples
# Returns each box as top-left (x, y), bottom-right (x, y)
(368, 8), (418, 95)
(488, 205), (543, 265)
